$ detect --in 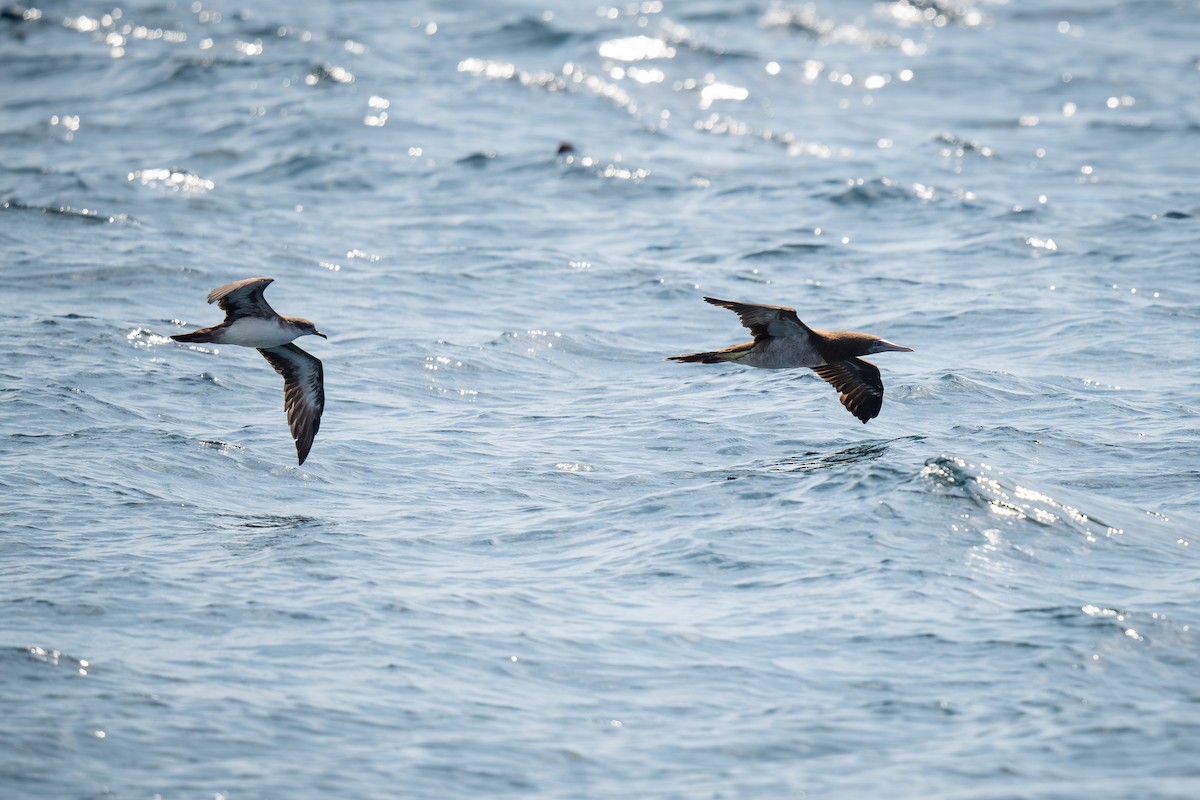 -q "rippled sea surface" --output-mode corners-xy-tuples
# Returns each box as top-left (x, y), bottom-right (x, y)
(3, 1), (1199, 797)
